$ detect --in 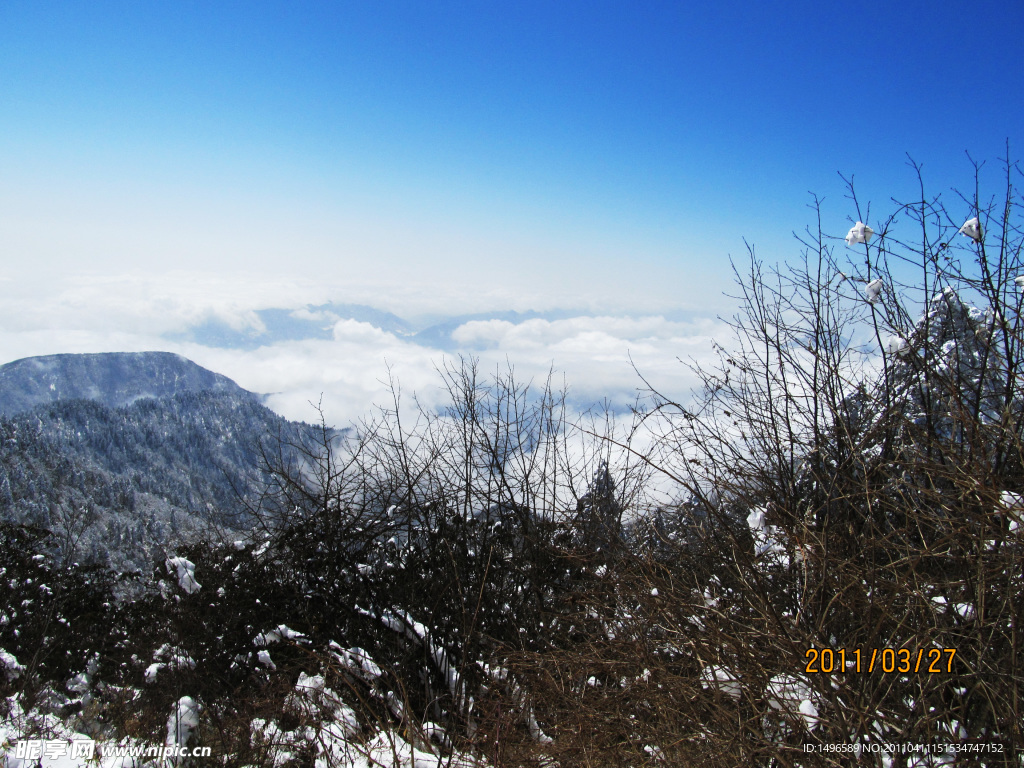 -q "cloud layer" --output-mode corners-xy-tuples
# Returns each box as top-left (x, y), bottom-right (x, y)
(0, 272), (730, 429)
